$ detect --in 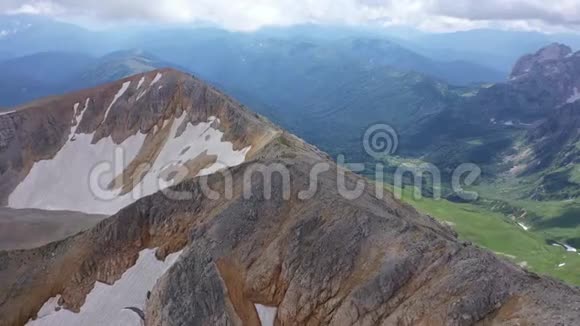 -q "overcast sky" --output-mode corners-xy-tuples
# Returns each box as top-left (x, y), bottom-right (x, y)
(1, 0), (580, 32)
